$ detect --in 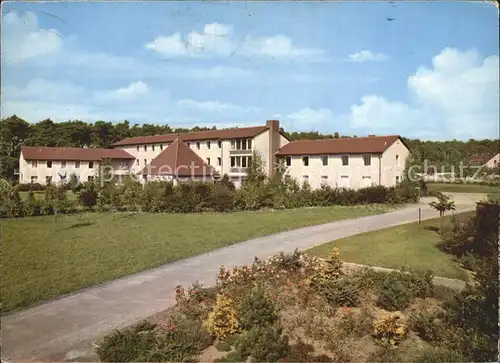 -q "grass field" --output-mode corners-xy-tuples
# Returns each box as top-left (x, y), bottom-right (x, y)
(1, 204), (395, 312)
(427, 182), (498, 194)
(308, 212), (474, 281)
